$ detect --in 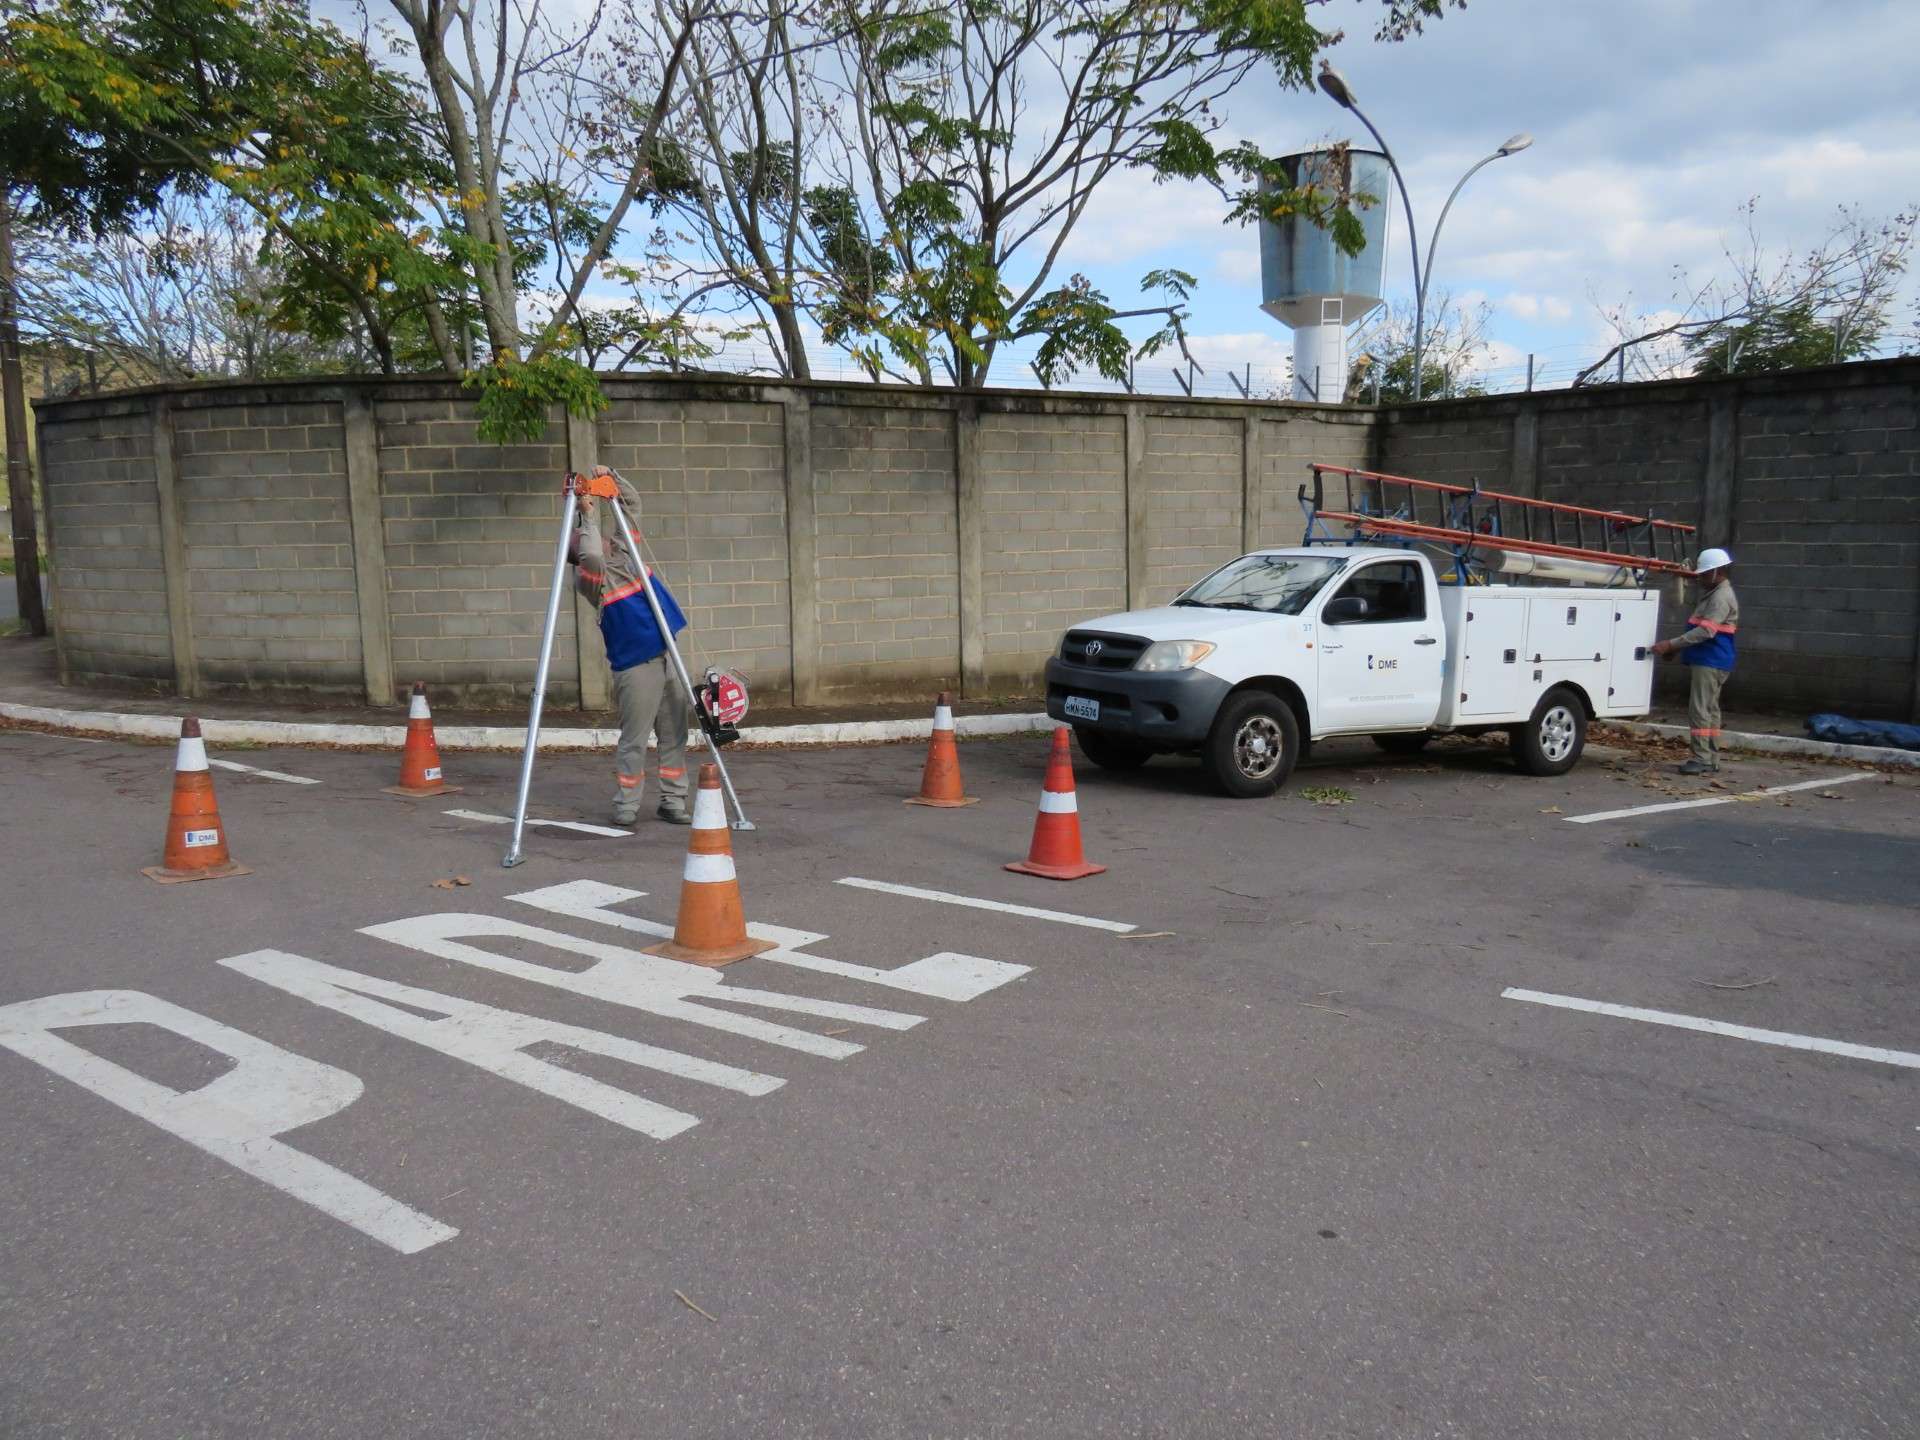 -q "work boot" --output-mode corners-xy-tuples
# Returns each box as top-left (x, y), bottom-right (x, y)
(1676, 759), (1717, 776)
(611, 807), (640, 828)
(656, 801), (692, 826)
